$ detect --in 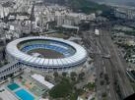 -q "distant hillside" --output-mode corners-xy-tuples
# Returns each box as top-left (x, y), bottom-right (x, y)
(89, 0), (135, 6)
(44, 0), (112, 14)
(67, 0), (111, 13)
